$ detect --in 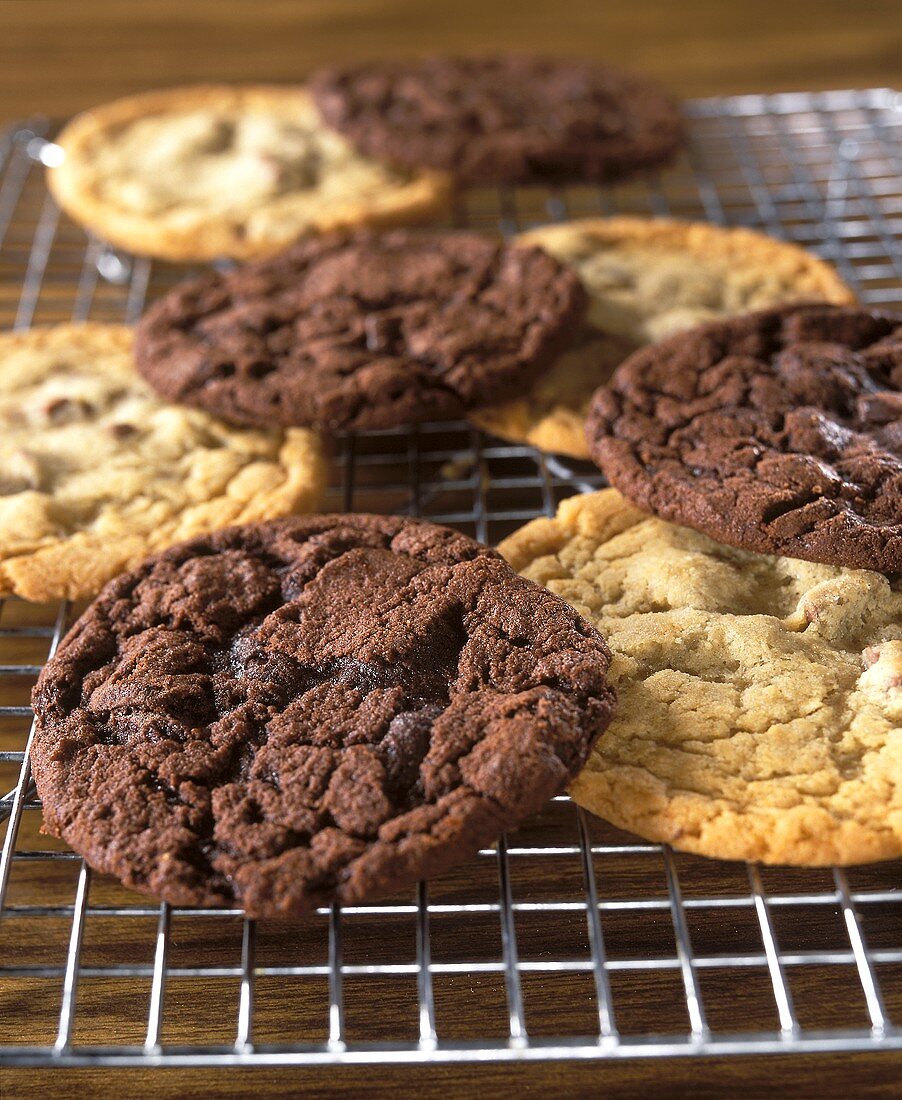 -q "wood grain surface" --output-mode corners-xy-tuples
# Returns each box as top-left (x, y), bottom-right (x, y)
(0, 0), (900, 120)
(1, 1), (901, 1096)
